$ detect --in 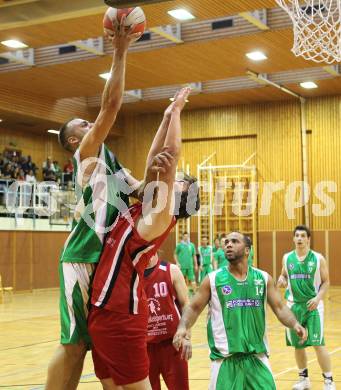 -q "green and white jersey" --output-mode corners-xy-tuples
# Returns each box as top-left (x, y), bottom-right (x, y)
(207, 266), (269, 360)
(214, 248), (227, 268)
(60, 144), (129, 263)
(284, 250), (322, 304)
(199, 245), (213, 266)
(175, 241), (195, 269)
